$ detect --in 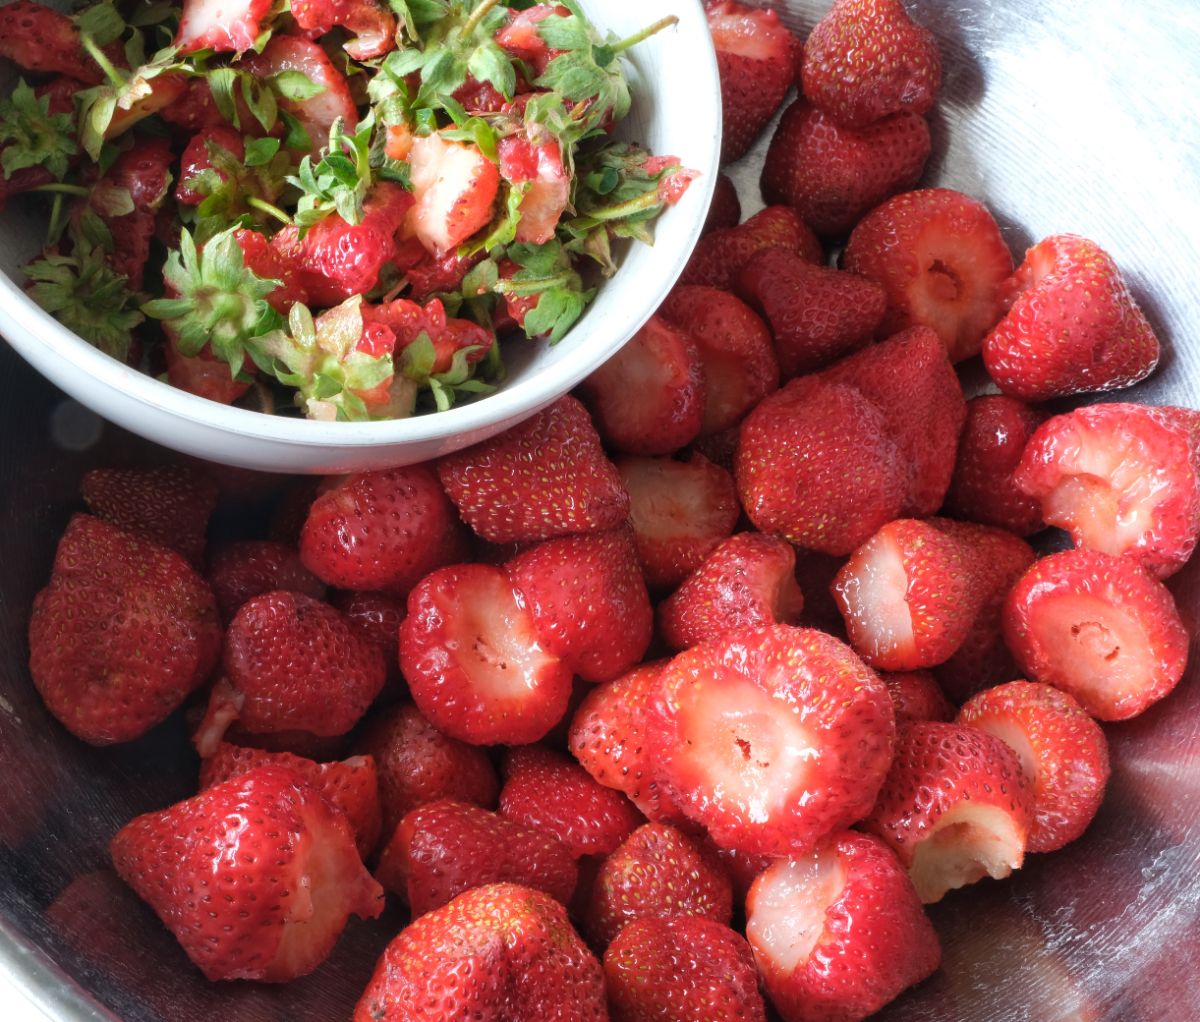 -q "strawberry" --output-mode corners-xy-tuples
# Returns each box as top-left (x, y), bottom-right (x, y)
(499, 745), (643, 858)
(356, 702), (499, 839)
(437, 396), (629, 544)
(233, 227), (311, 313)
(658, 532), (805, 651)
(1002, 548), (1189, 721)
(735, 376), (908, 555)
(353, 883), (606, 1022)
(329, 589), (405, 678)
(497, 134), (570, 244)
(703, 172), (742, 235)
(175, 0), (274, 52)
(616, 453), (740, 591)
(80, 464), (218, 567)
(407, 131), (501, 257)
(821, 324), (967, 515)
(400, 563), (574, 745)
(298, 464), (468, 594)
(28, 515), (221, 746)
(800, 0), (941, 128)
(404, 247), (483, 302)
(207, 540), (326, 623)
(760, 100), (931, 238)
(1014, 403), (1200, 578)
(863, 721), (1033, 903)
(648, 625), (895, 855)
(174, 125), (245, 206)
(605, 917), (767, 1022)
(746, 831), (941, 1022)
(737, 247), (887, 378)
(680, 204), (823, 290)
(196, 591), (386, 750)
(375, 799), (577, 915)
(111, 765), (383, 981)
(585, 822), (733, 948)
(687, 423), (741, 473)
(494, 4), (567, 74)
(504, 529), (653, 684)
(158, 77), (224, 132)
(165, 334), (254, 405)
(944, 394), (1047, 536)
(883, 671), (954, 724)
(290, 0), (396, 60)
(0, 1), (107, 84)
(982, 234), (1160, 400)
(705, 0), (798, 163)
(658, 285), (780, 434)
(577, 315), (706, 455)
(714, 845), (775, 901)
(957, 681), (1110, 853)
(199, 742), (382, 857)
(842, 188), (1015, 362)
